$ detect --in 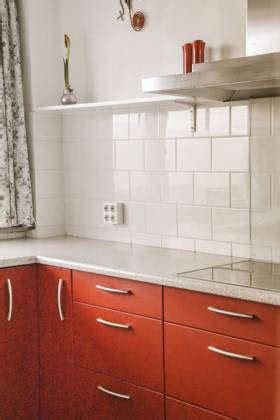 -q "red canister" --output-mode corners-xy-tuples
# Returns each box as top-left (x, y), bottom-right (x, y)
(182, 43), (193, 73)
(193, 40), (206, 64)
